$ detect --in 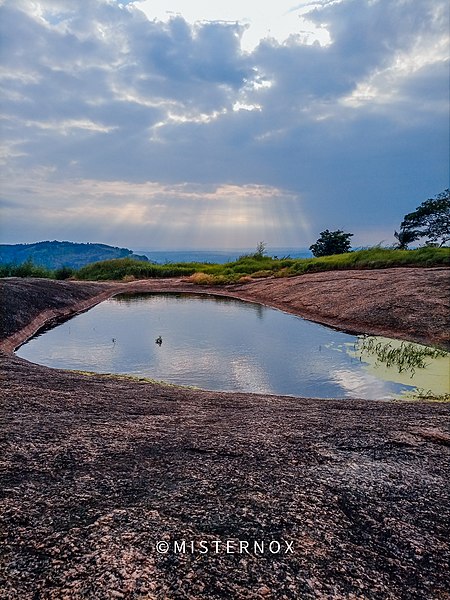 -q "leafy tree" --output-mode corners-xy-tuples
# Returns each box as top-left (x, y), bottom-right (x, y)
(398, 189), (450, 247)
(309, 229), (353, 257)
(393, 228), (419, 250)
